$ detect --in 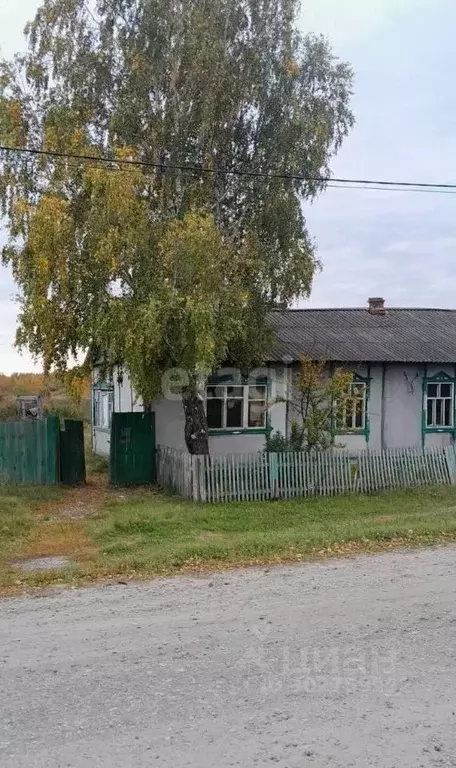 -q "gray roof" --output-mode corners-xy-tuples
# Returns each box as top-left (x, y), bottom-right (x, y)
(267, 308), (456, 364)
